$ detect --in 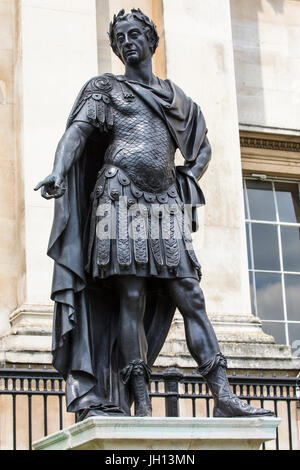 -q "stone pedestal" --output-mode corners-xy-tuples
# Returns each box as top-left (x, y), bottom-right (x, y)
(33, 416), (280, 451)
